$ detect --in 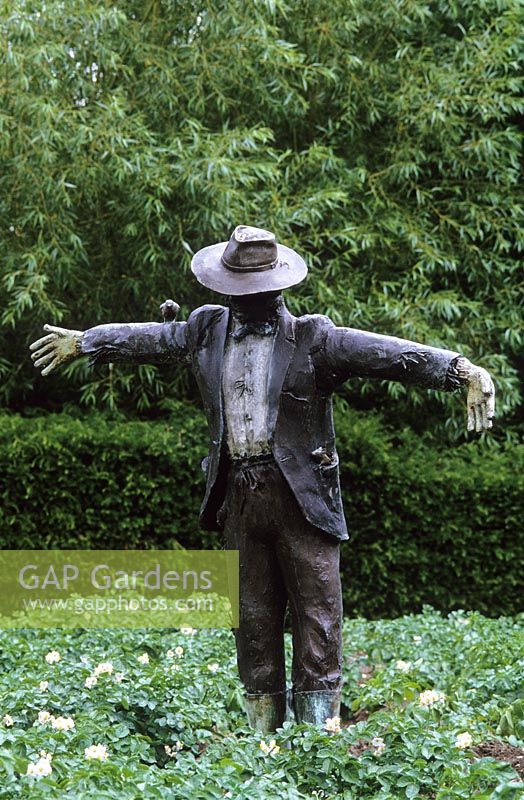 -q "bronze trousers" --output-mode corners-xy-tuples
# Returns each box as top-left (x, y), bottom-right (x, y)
(221, 455), (343, 695)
